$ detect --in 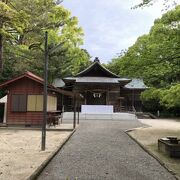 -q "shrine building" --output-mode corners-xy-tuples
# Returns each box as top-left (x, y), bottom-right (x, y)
(59, 57), (148, 113)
